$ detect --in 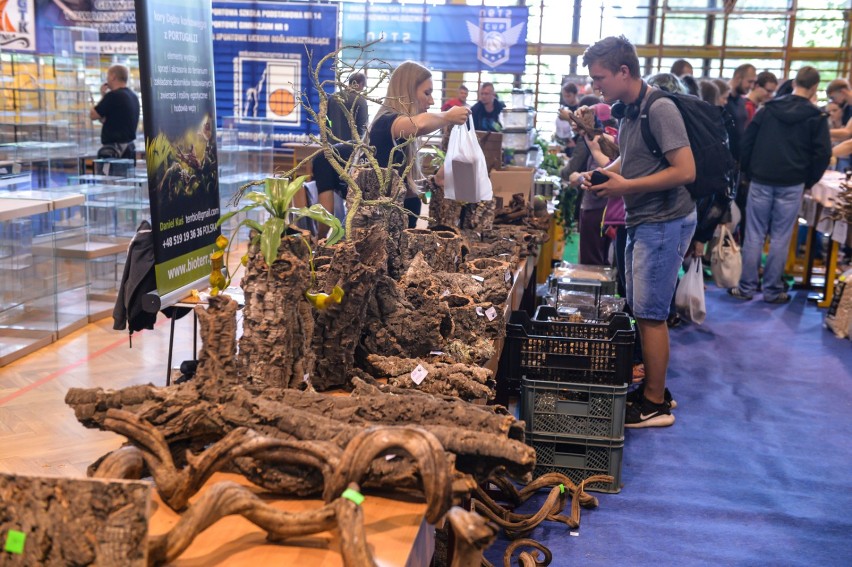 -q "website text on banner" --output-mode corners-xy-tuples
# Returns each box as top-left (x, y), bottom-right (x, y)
(136, 0), (221, 296)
